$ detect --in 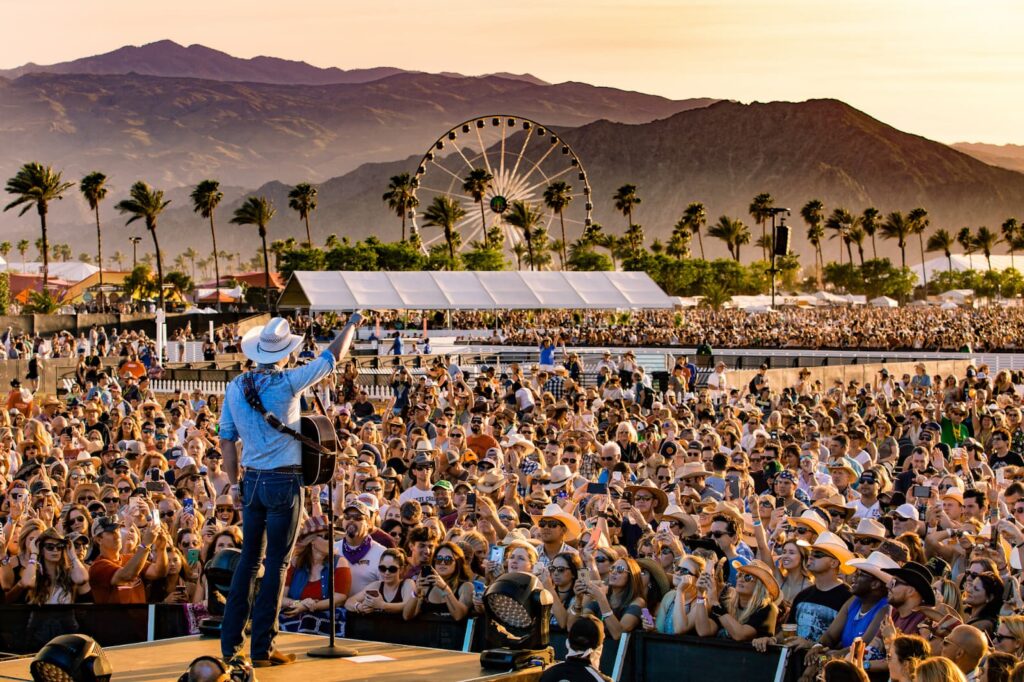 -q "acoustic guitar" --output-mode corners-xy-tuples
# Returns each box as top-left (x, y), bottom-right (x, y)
(298, 413), (338, 486)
